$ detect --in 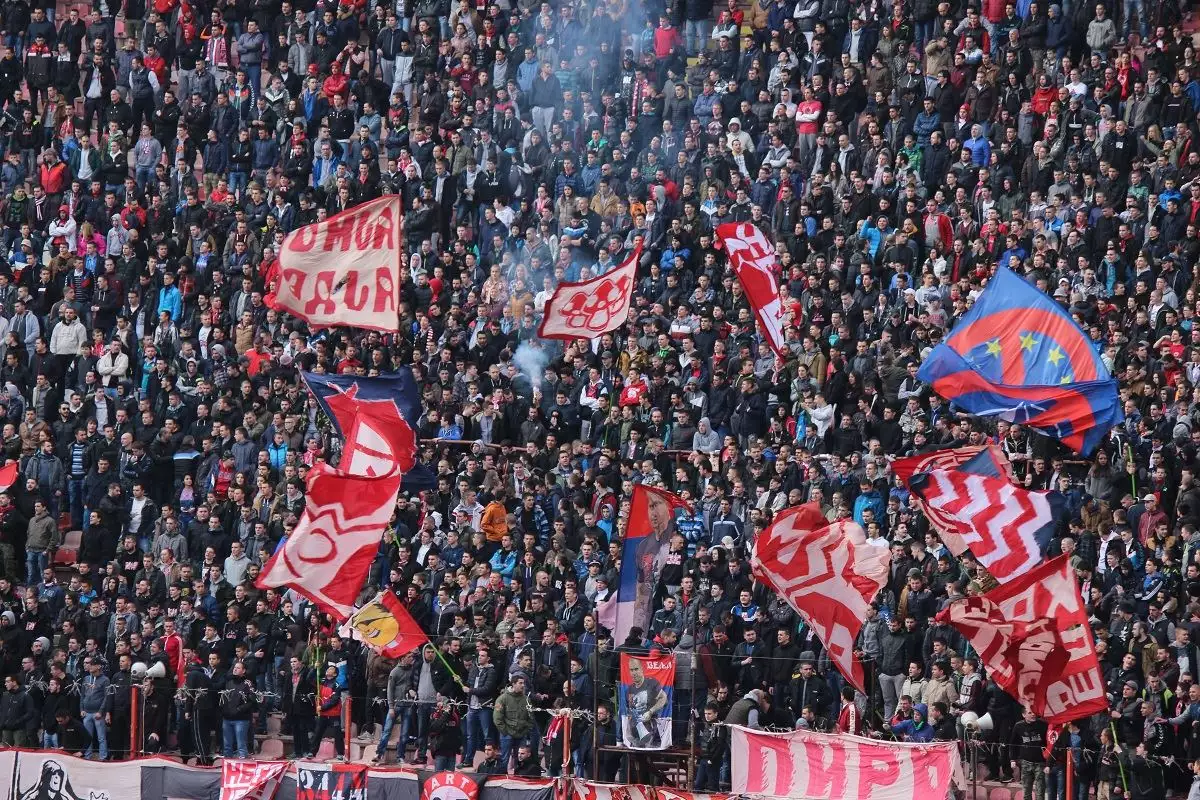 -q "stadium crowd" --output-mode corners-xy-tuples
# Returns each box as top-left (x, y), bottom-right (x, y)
(0, 0), (1195, 796)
